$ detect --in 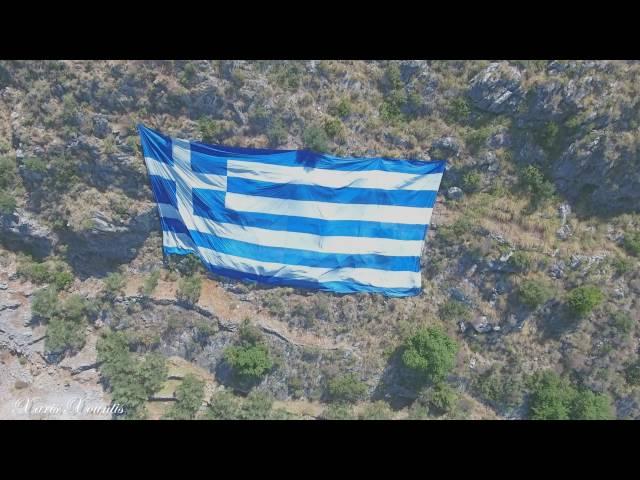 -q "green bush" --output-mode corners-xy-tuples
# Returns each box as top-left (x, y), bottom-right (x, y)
(472, 366), (524, 409)
(0, 191), (16, 215)
(0, 156), (17, 190)
(198, 118), (227, 143)
(462, 171), (482, 193)
(141, 269), (160, 296)
(623, 232), (640, 257)
(610, 256), (632, 276)
(31, 286), (59, 319)
(519, 165), (555, 205)
(43, 294), (89, 355)
(97, 330), (168, 419)
(528, 371), (575, 420)
(571, 390), (613, 420)
(508, 251), (534, 272)
(535, 121), (561, 154)
(164, 374), (205, 420)
(323, 117), (343, 139)
(206, 390), (242, 419)
(528, 371), (613, 420)
(266, 119), (288, 147)
(439, 300), (471, 322)
(303, 125), (329, 153)
(103, 272), (126, 298)
(379, 89), (407, 123)
(17, 257), (74, 291)
(326, 374), (367, 404)
(321, 403), (356, 420)
(449, 96), (472, 123)
(566, 286), (604, 317)
(358, 401), (393, 420)
(611, 311), (634, 335)
(402, 327), (458, 383)
(329, 98), (352, 118)
(421, 383), (459, 415)
(224, 343), (273, 381)
(518, 279), (553, 309)
(464, 127), (492, 154)
(624, 360), (640, 386)
(176, 274), (202, 305)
